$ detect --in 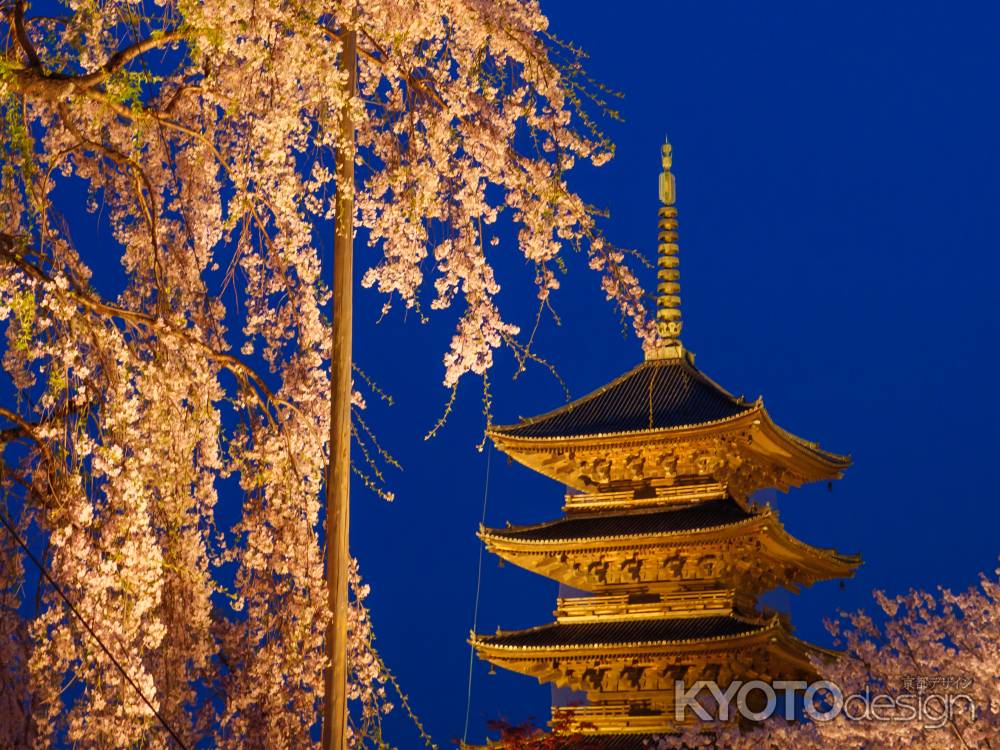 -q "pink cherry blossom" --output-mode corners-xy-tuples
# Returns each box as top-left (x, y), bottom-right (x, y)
(0, 0), (655, 747)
